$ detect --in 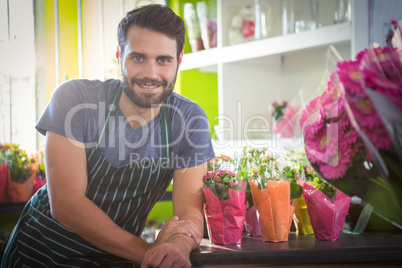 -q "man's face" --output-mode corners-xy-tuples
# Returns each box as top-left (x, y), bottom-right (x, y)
(120, 26), (179, 108)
